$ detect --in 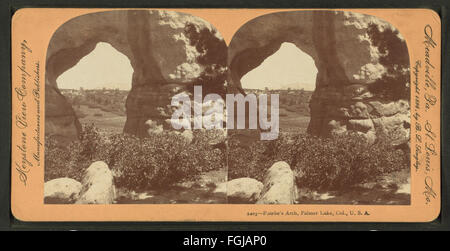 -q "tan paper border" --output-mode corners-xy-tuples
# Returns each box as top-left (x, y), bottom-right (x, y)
(11, 8), (441, 222)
